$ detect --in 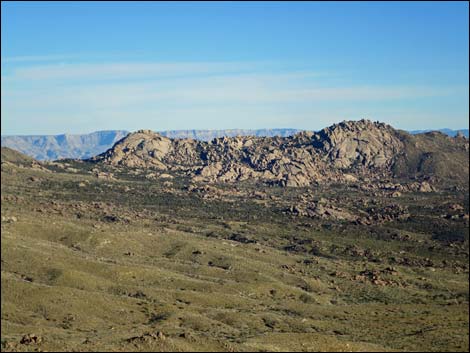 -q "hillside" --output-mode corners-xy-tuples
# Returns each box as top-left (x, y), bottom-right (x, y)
(1, 147), (36, 165)
(1, 127), (468, 351)
(393, 130), (469, 184)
